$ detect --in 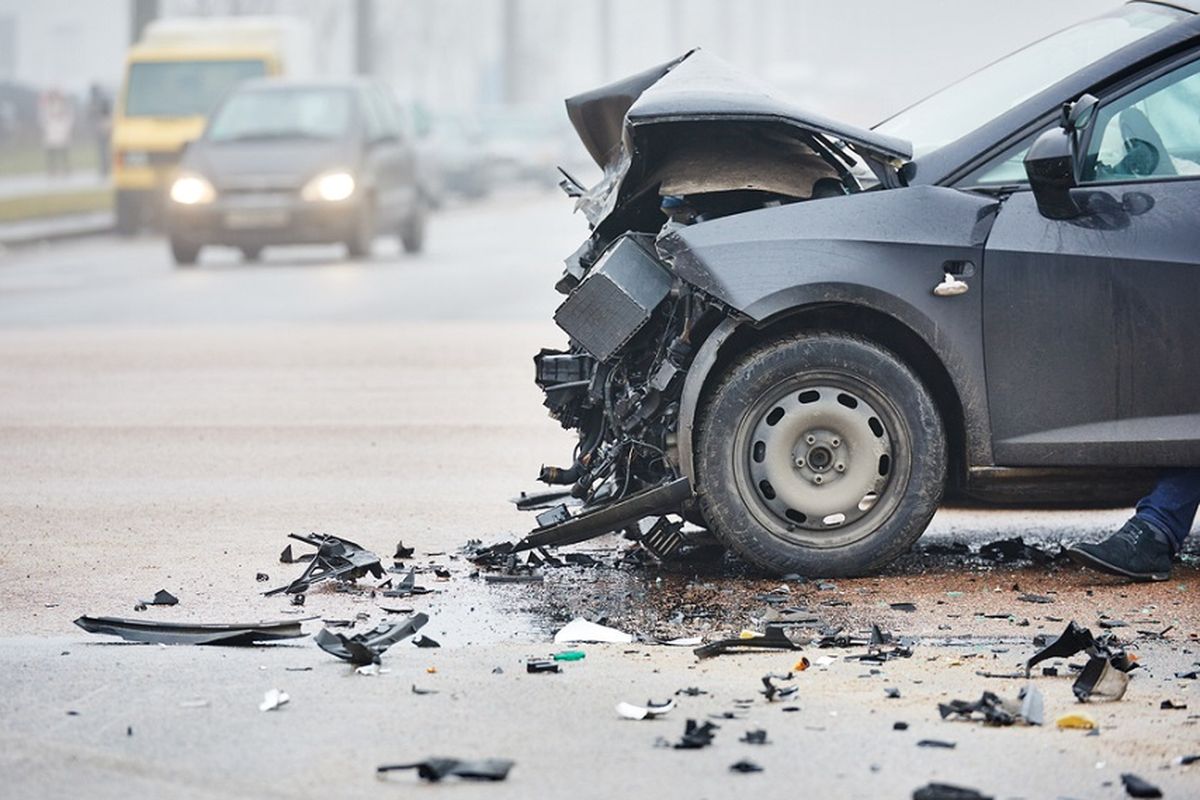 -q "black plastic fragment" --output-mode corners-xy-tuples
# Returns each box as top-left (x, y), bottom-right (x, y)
(377, 758), (514, 782)
(759, 673), (797, 702)
(383, 569), (432, 597)
(1120, 773), (1162, 798)
(1017, 593), (1053, 604)
(393, 541), (415, 559)
(890, 602), (917, 612)
(917, 739), (957, 749)
(1160, 699), (1187, 710)
(313, 613), (427, 665)
(693, 626), (802, 659)
(729, 760), (763, 773)
(74, 615), (309, 646)
(134, 589), (178, 610)
(912, 783), (992, 800)
(266, 534), (383, 596)
(412, 635), (441, 649)
(526, 659), (560, 673)
(740, 729), (768, 745)
(673, 719), (718, 749)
